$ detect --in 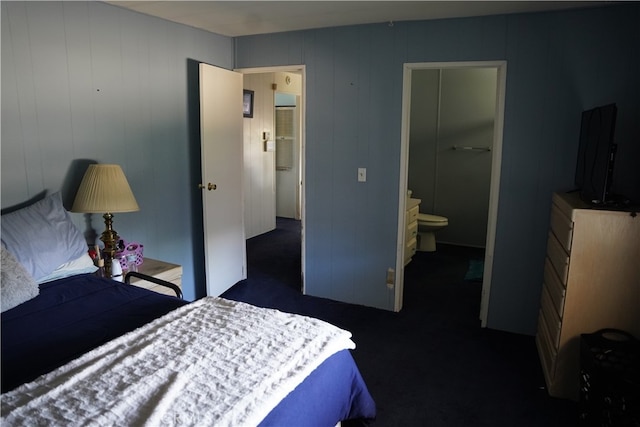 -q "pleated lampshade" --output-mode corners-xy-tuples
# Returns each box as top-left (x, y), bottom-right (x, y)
(72, 164), (139, 213)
